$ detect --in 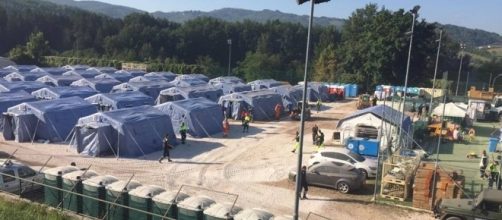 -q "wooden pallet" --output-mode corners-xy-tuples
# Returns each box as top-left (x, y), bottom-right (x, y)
(381, 194), (405, 202)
